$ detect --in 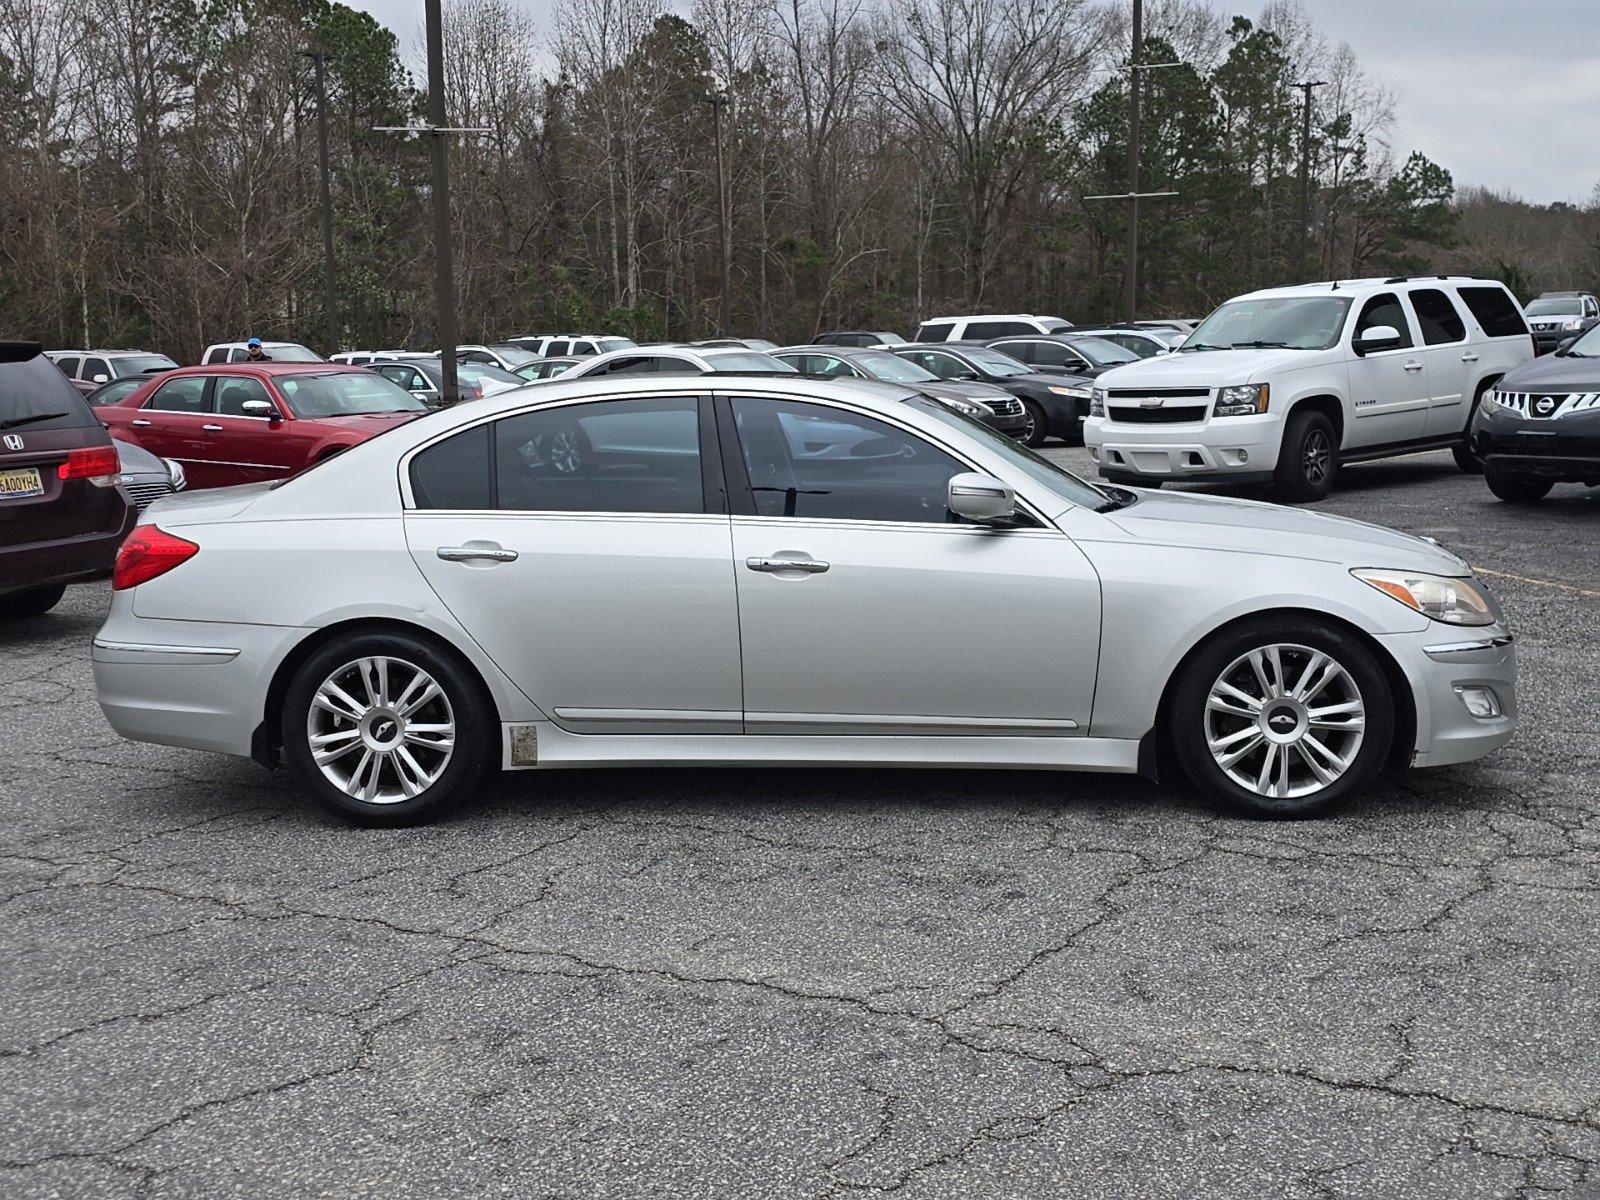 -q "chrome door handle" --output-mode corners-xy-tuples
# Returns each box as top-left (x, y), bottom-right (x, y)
(1461, 351), (1480, 362)
(746, 555), (829, 574)
(1402, 361), (1423, 373)
(130, 418), (151, 427)
(437, 545), (518, 563)
(201, 423), (223, 432)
